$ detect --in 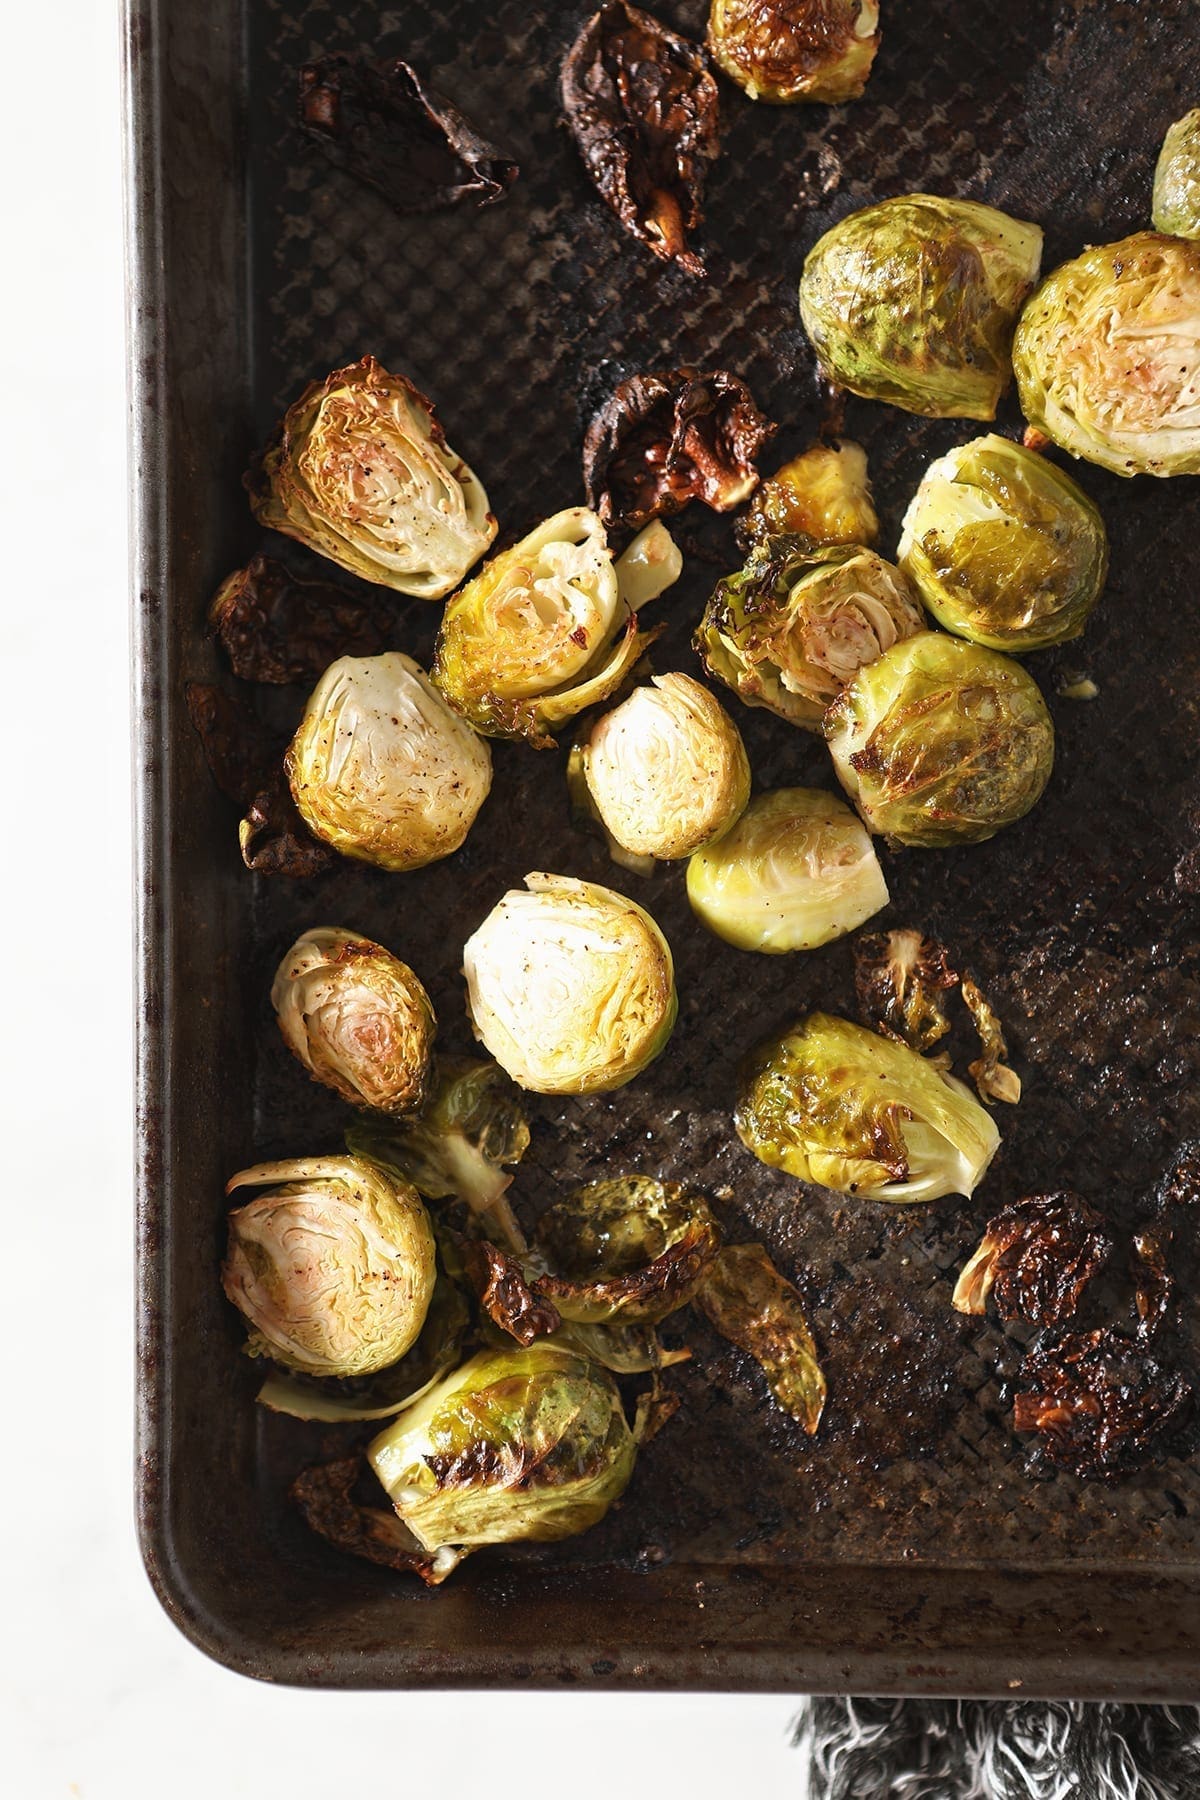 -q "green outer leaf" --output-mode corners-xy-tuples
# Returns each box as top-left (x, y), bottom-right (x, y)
(1153, 110), (1200, 242)
(695, 1243), (826, 1434)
